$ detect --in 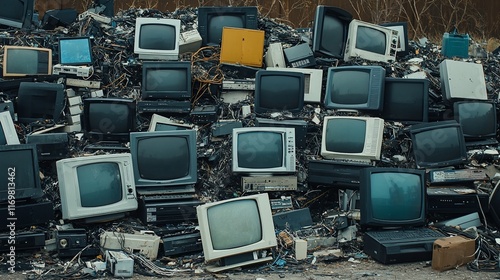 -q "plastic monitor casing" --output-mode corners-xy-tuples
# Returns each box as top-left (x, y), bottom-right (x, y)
(2, 46), (52, 77)
(266, 67), (323, 103)
(439, 59), (487, 102)
(134, 18), (181, 61)
(56, 153), (137, 221)
(254, 70), (305, 113)
(232, 127), (296, 174)
(0, 111), (20, 144)
(344, 19), (398, 63)
(148, 114), (194, 131)
(58, 36), (93, 65)
(312, 5), (353, 59)
(321, 116), (385, 162)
